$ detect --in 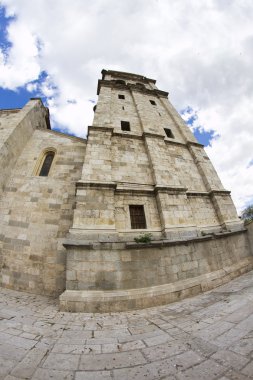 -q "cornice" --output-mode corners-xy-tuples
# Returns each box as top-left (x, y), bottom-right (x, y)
(88, 125), (114, 136)
(209, 189), (231, 196)
(186, 141), (205, 148)
(115, 183), (154, 195)
(97, 79), (168, 98)
(101, 69), (156, 83)
(142, 131), (165, 139)
(112, 131), (143, 139)
(154, 185), (188, 194)
(76, 181), (117, 190)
